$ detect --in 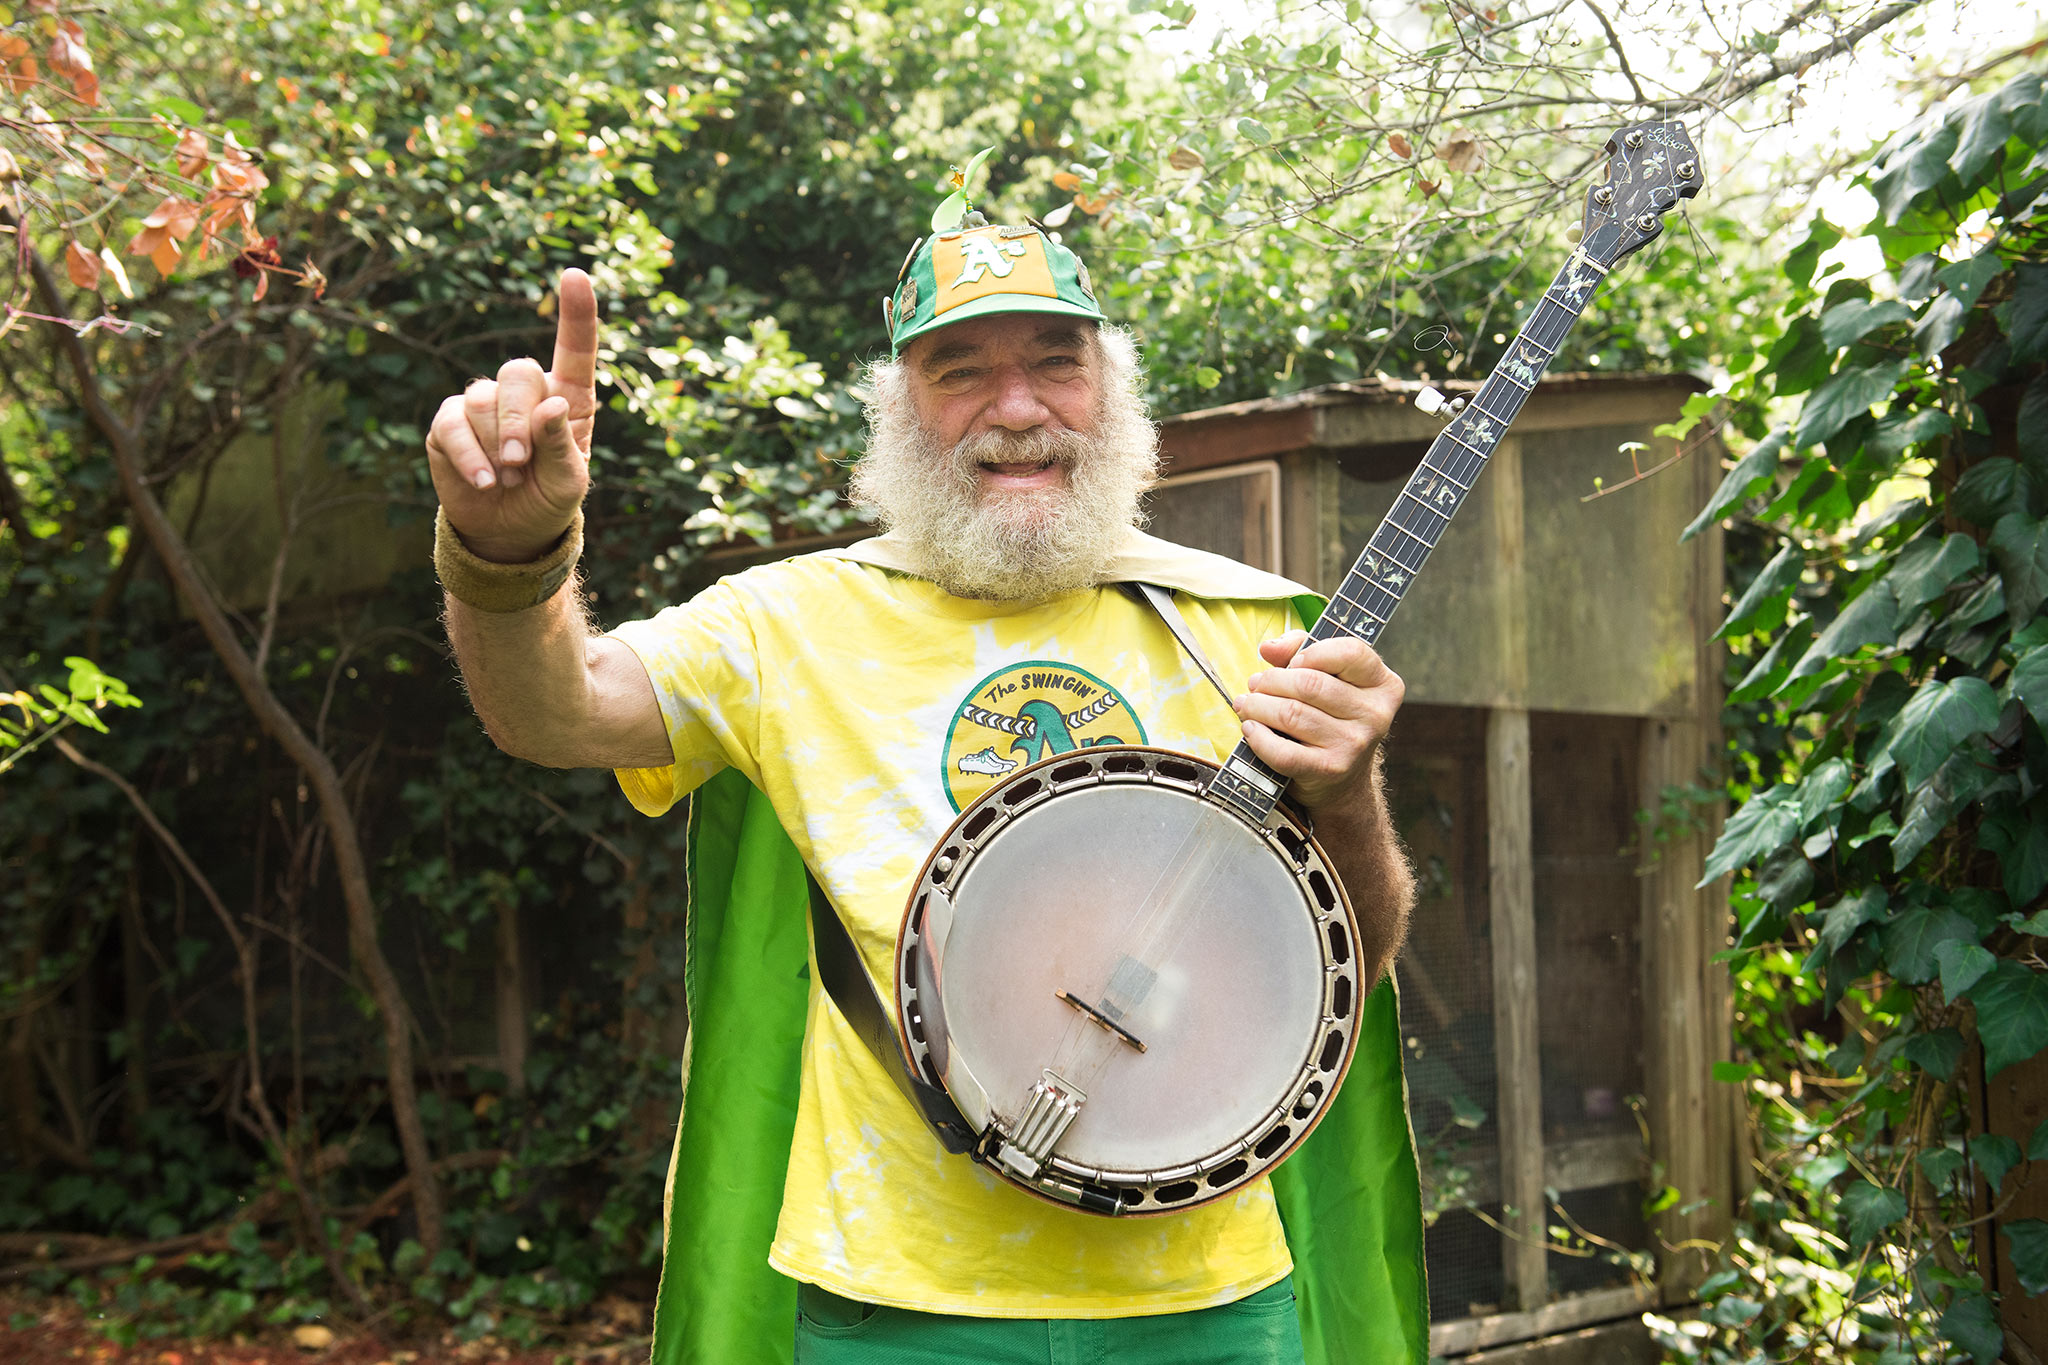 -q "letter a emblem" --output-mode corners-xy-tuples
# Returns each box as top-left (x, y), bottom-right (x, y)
(951, 235), (1026, 288)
